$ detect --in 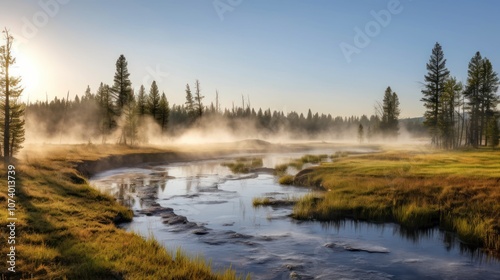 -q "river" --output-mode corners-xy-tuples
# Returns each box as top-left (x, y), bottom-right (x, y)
(90, 149), (500, 280)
